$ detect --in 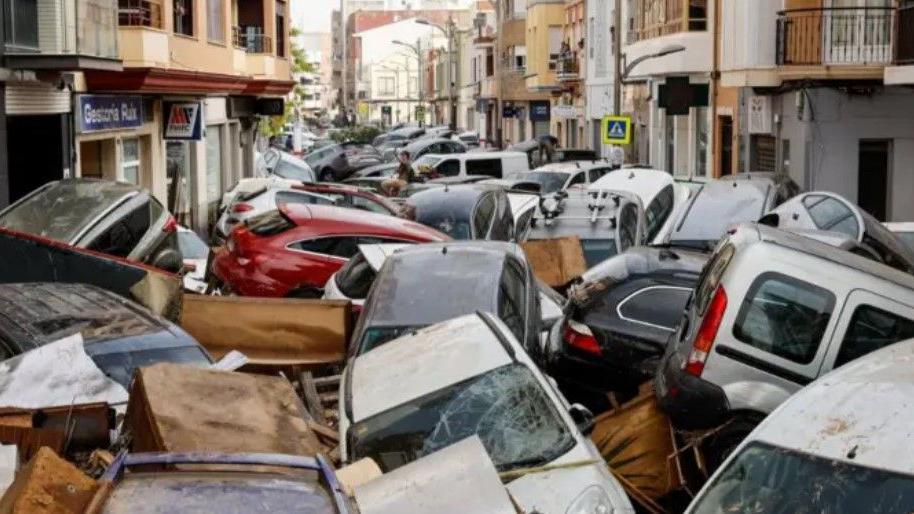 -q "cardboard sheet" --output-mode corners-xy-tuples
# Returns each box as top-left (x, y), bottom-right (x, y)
(520, 236), (588, 288)
(0, 447), (97, 514)
(180, 295), (349, 365)
(125, 363), (321, 457)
